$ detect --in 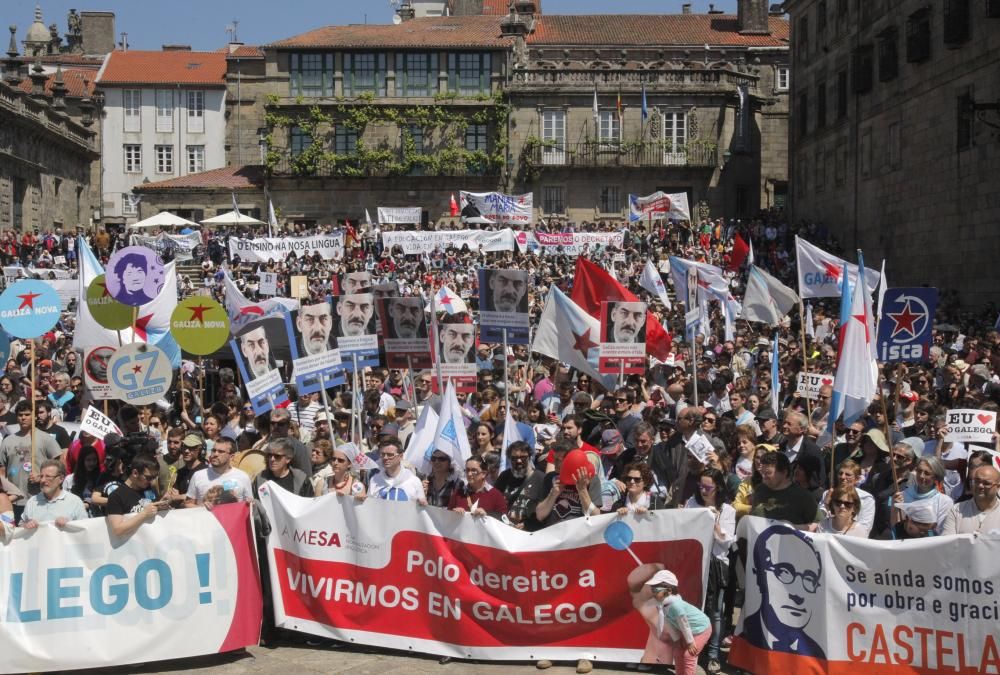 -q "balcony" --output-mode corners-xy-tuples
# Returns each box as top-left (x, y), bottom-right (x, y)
(527, 141), (717, 170)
